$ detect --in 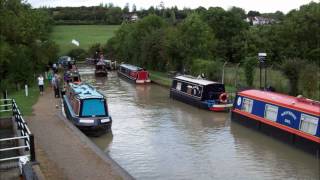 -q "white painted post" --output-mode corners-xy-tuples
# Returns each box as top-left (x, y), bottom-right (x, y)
(25, 85), (28, 97)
